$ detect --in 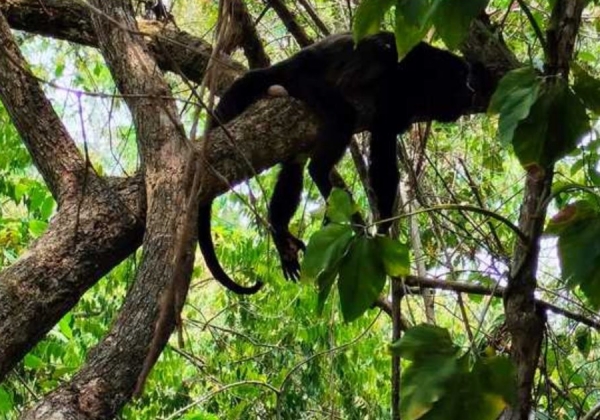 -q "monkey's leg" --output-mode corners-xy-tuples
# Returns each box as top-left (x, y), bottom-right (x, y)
(268, 157), (307, 281)
(268, 80), (355, 279)
(208, 68), (280, 130)
(369, 127), (399, 234)
(303, 84), (356, 201)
